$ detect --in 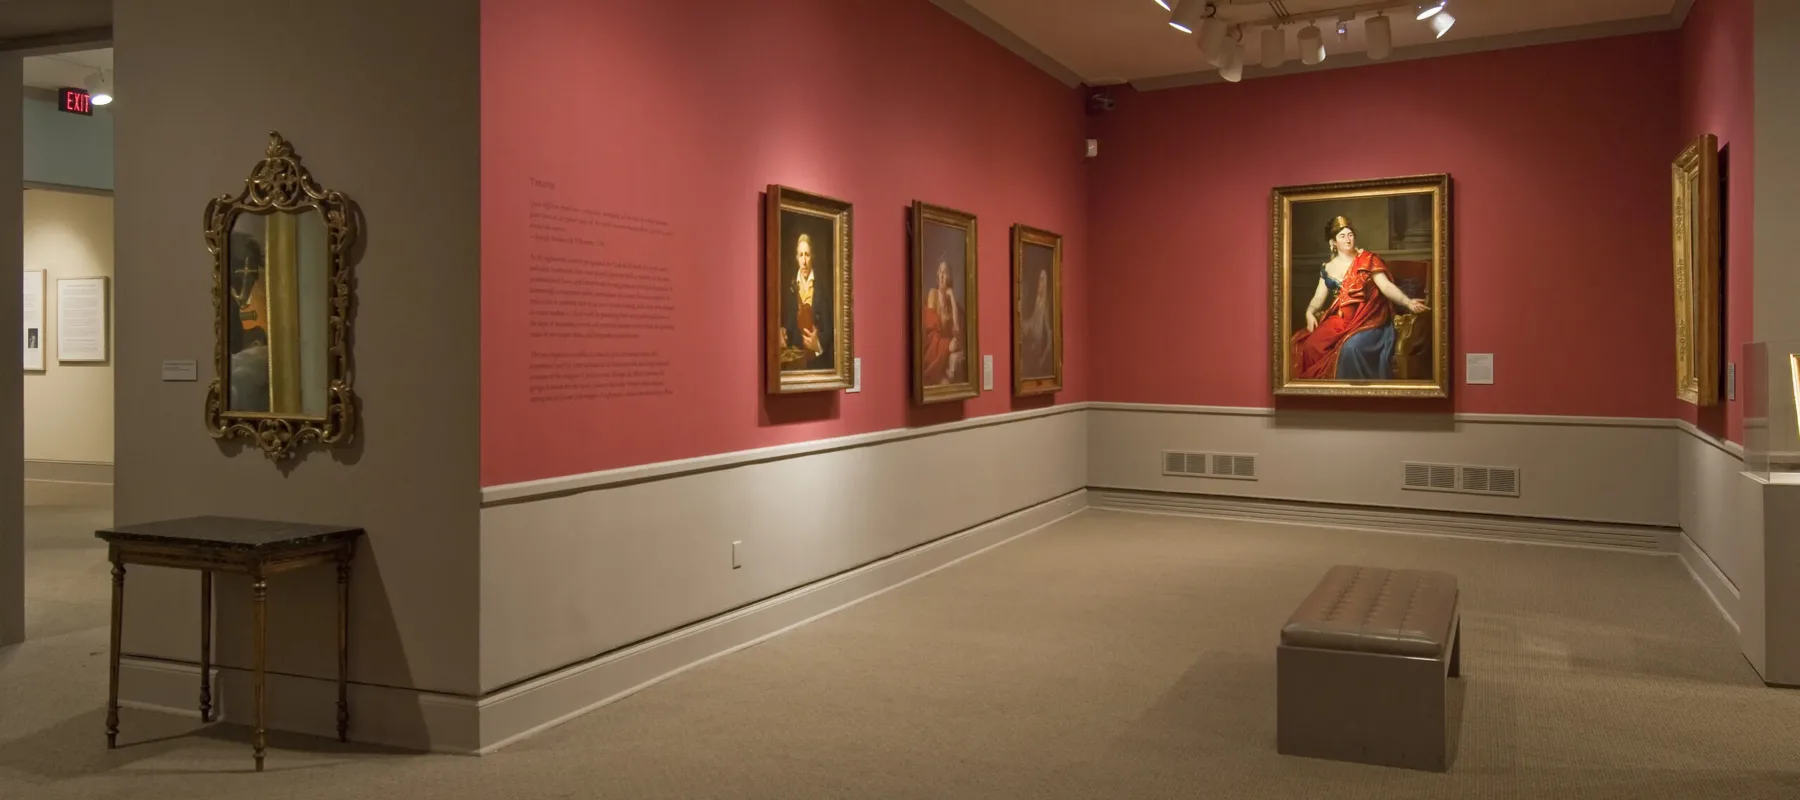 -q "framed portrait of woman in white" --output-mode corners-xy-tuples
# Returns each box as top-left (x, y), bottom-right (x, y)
(1271, 173), (1452, 398)
(766, 185), (854, 394)
(911, 201), (979, 404)
(1012, 224), (1063, 396)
